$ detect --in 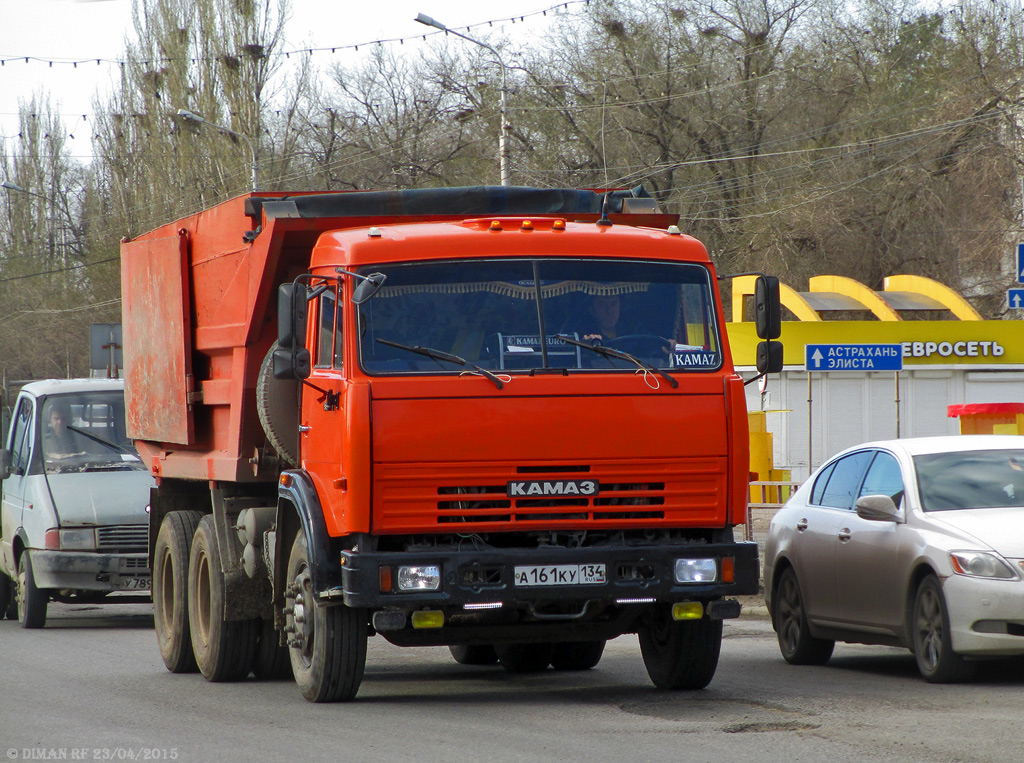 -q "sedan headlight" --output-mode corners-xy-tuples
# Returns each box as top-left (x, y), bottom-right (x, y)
(949, 551), (1017, 580)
